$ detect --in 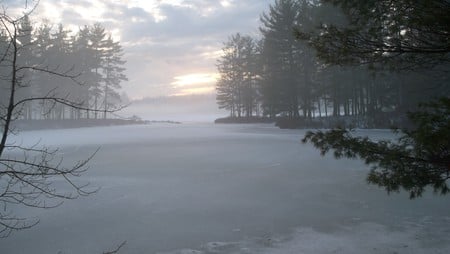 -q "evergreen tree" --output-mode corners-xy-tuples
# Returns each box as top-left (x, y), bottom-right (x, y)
(33, 22), (54, 119)
(0, 7), (126, 236)
(47, 24), (73, 119)
(295, 0), (320, 119)
(88, 23), (107, 119)
(72, 25), (96, 119)
(216, 33), (259, 117)
(16, 15), (34, 120)
(300, 0), (450, 70)
(102, 35), (127, 119)
(260, 0), (301, 118)
(259, 0), (319, 119)
(301, 0), (450, 197)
